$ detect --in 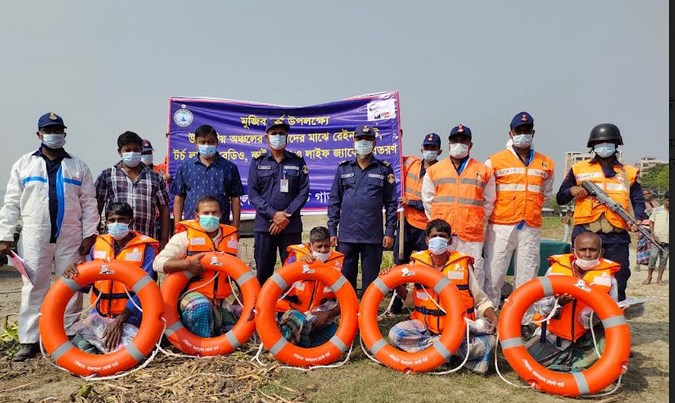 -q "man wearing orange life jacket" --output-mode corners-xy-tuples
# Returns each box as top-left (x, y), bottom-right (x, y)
(527, 232), (620, 372)
(153, 195), (240, 338)
(422, 124), (495, 290)
(391, 133), (442, 314)
(275, 226), (345, 347)
(388, 219), (499, 374)
(483, 111), (555, 310)
(63, 202), (159, 353)
(556, 123), (646, 302)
